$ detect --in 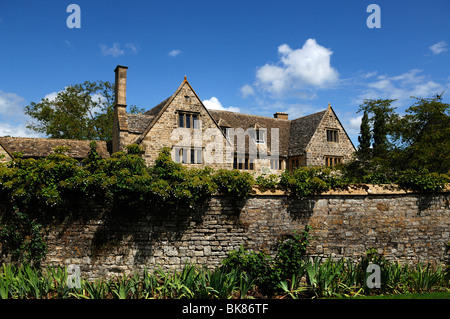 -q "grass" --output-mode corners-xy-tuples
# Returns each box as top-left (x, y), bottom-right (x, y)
(0, 256), (448, 299)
